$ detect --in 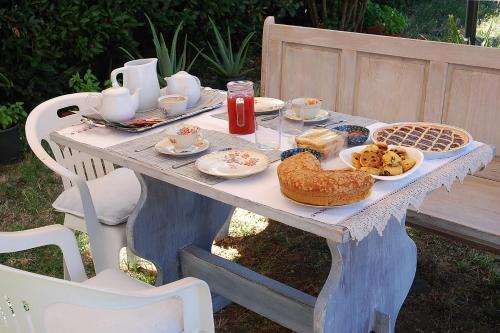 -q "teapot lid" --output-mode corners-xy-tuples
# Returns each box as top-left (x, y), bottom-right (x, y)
(103, 86), (130, 95)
